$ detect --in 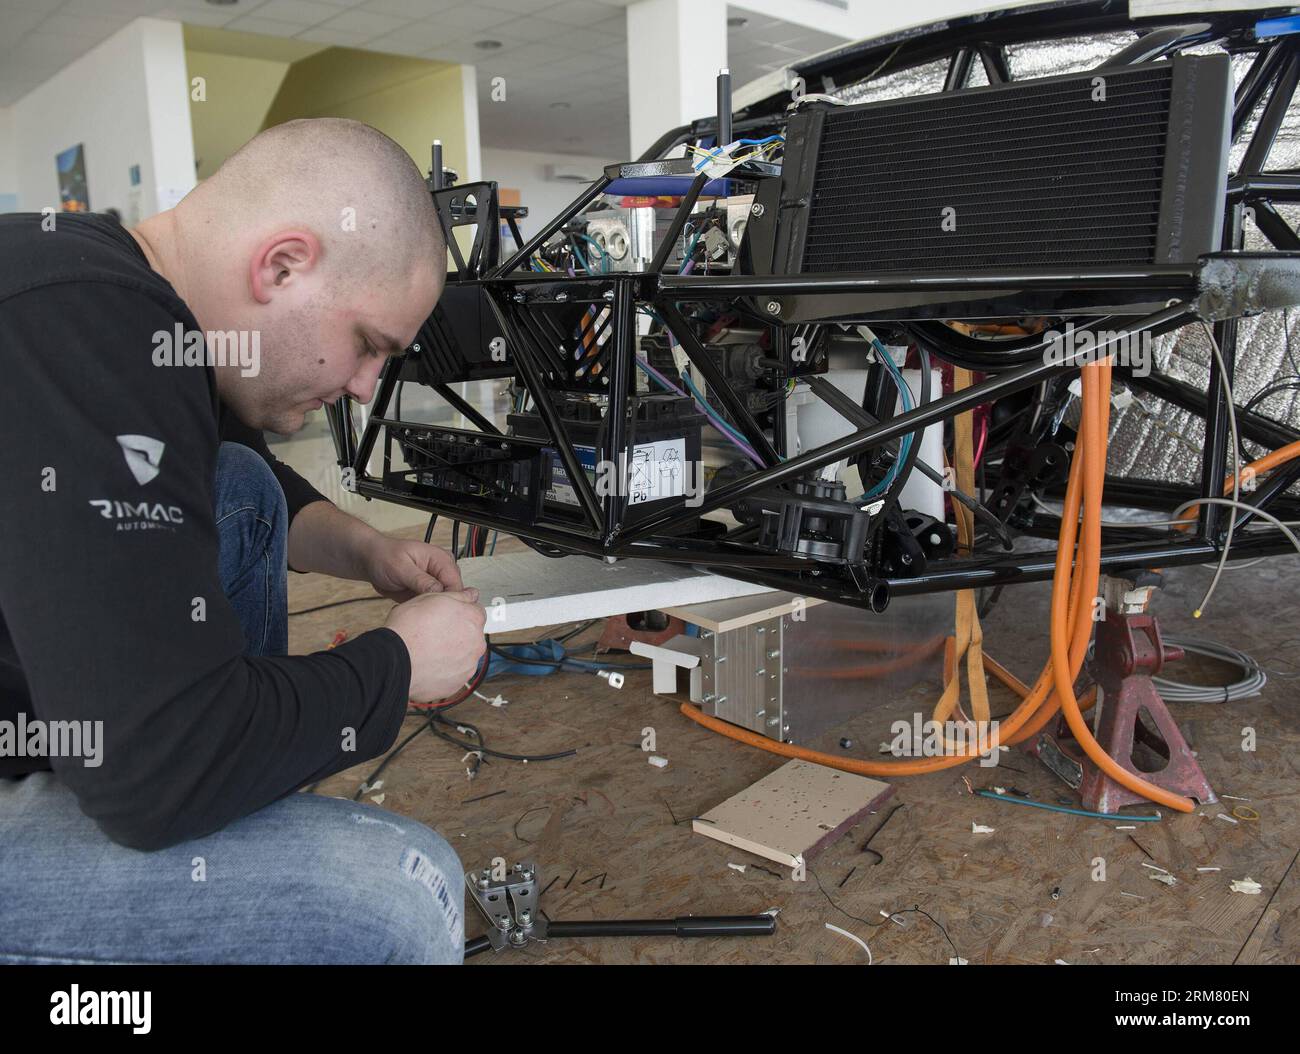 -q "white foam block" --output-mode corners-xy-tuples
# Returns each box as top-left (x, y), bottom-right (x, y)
(461, 551), (772, 634)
